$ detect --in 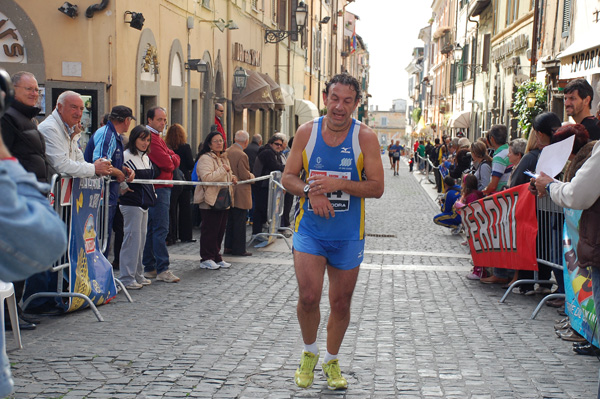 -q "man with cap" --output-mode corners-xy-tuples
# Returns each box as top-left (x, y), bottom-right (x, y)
(88, 105), (136, 252)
